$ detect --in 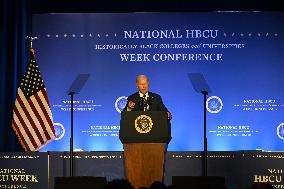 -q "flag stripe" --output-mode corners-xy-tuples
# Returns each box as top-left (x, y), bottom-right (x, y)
(28, 97), (51, 141)
(13, 107), (37, 151)
(13, 114), (34, 151)
(35, 91), (55, 138)
(12, 120), (29, 151)
(40, 90), (54, 129)
(18, 89), (47, 143)
(16, 93), (44, 146)
(30, 93), (53, 141)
